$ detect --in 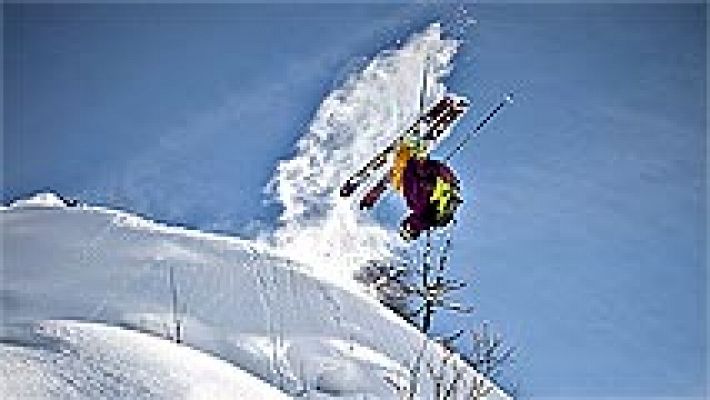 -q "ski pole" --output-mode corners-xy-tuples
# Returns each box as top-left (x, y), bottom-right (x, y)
(443, 92), (514, 161)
